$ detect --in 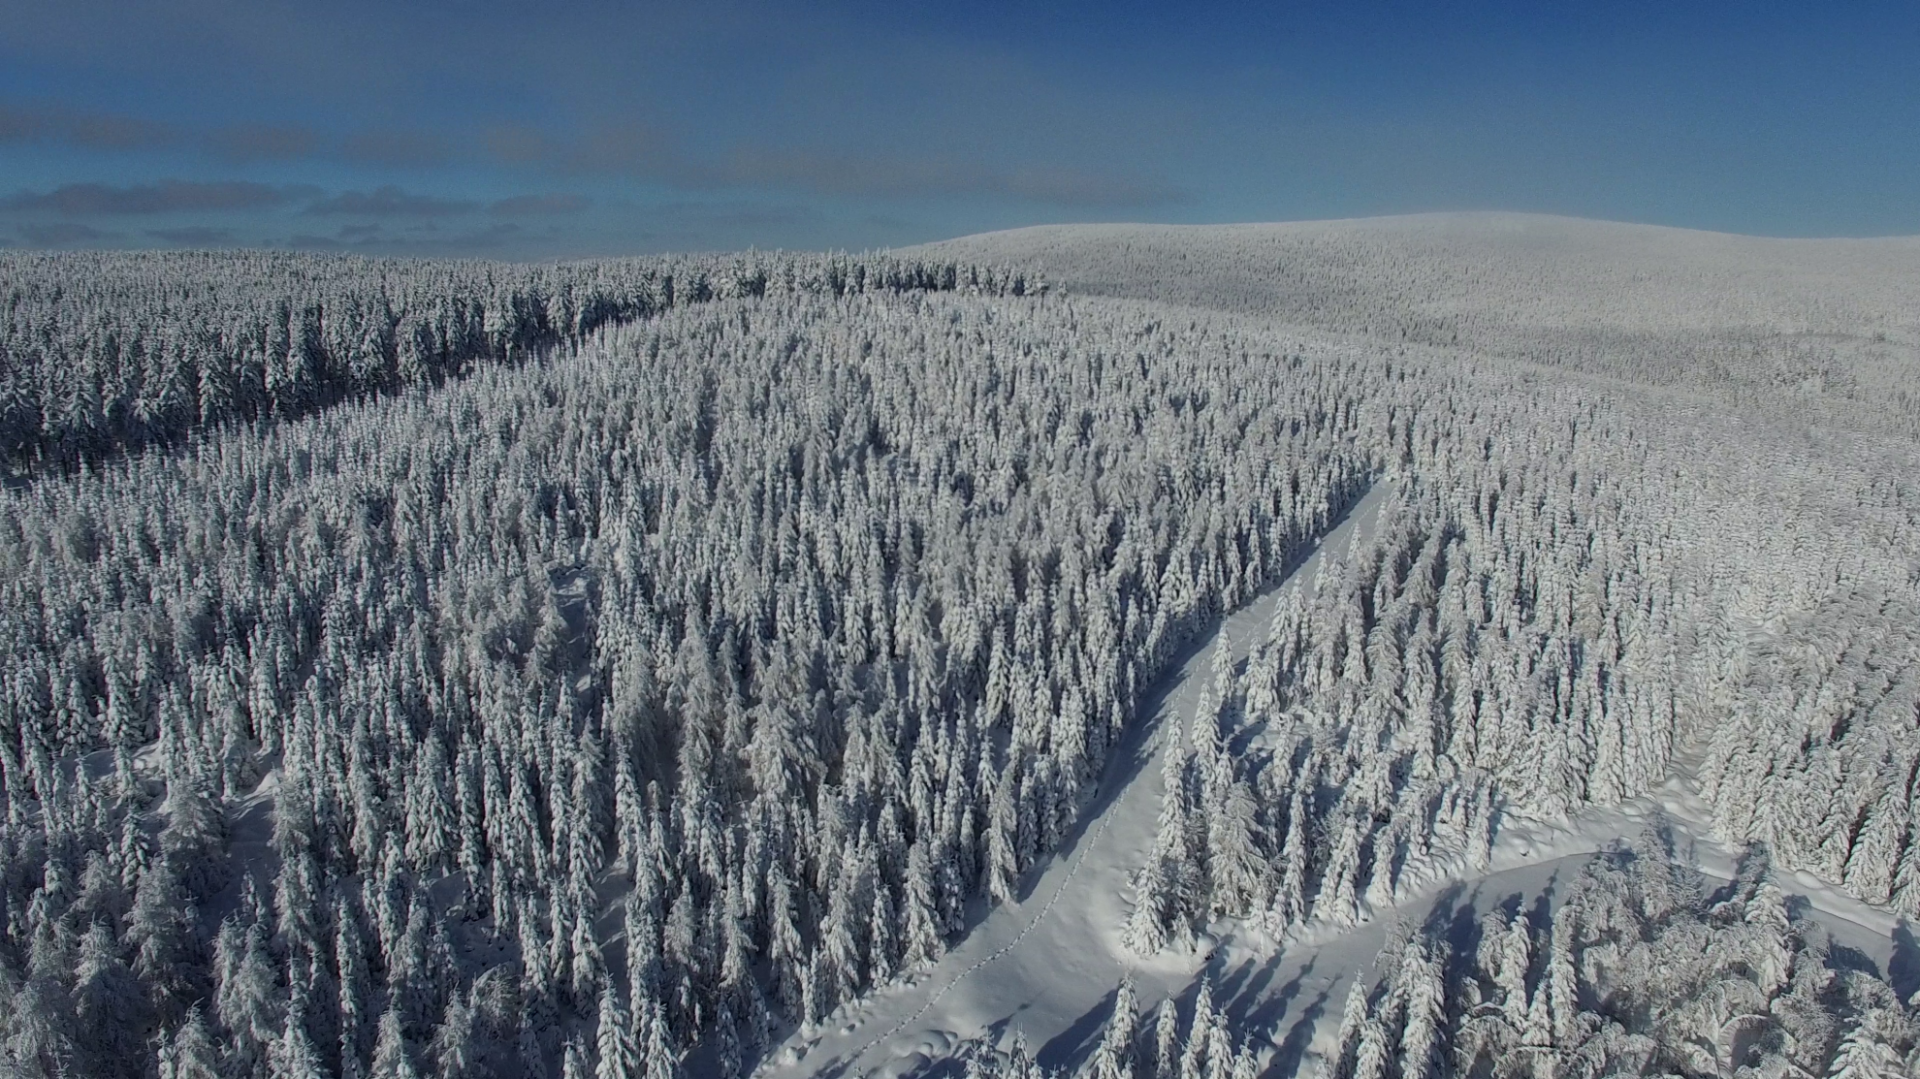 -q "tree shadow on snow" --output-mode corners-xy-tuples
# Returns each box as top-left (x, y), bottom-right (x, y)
(1524, 870), (1564, 933)
(1242, 956), (1314, 1038)
(1208, 950), (1287, 1033)
(882, 1015), (1022, 1079)
(1892, 919), (1920, 1002)
(1038, 983), (1121, 1073)
(800, 1051), (860, 1079)
(893, 1052), (969, 1079)
(1420, 882), (1488, 986)
(1829, 940), (1885, 983)
(1269, 987), (1331, 1077)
